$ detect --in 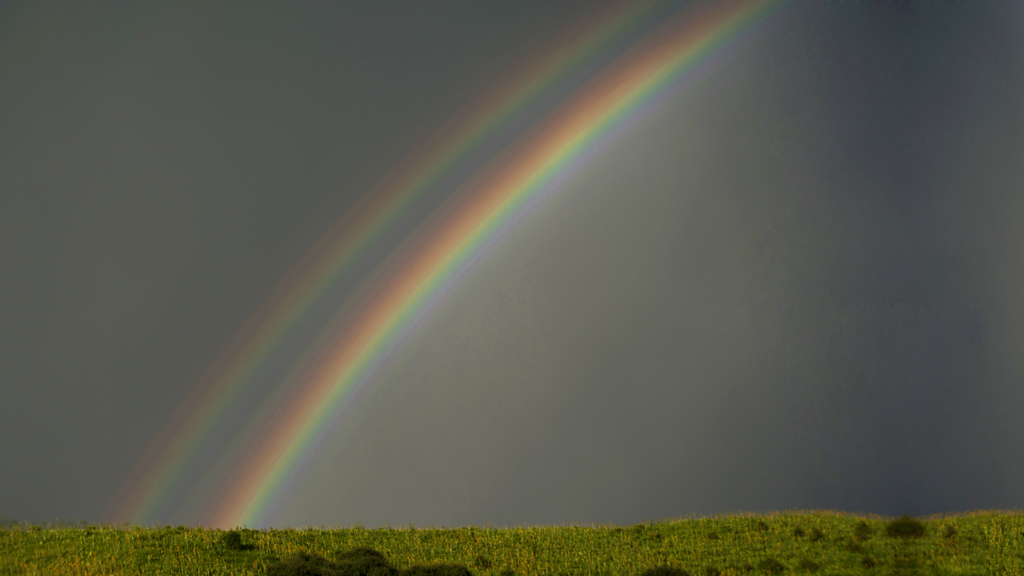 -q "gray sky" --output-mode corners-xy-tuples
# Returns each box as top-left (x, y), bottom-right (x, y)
(3, 0), (1024, 531)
